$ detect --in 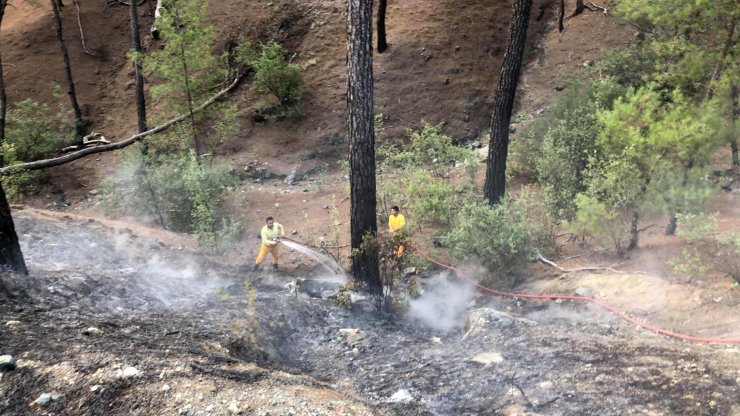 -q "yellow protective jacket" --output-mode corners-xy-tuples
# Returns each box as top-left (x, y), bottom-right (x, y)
(388, 214), (406, 232)
(261, 222), (285, 246)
